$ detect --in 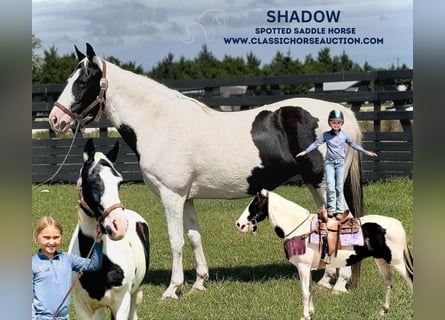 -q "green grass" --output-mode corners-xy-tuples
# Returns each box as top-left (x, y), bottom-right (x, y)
(32, 178), (413, 319)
